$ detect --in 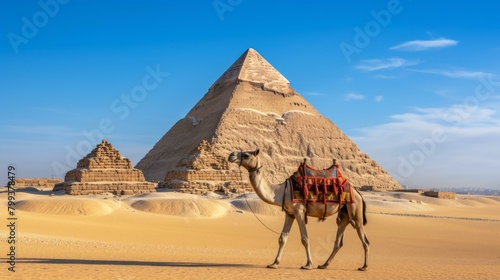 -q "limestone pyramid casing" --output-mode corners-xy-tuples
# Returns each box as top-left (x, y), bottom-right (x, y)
(136, 48), (401, 193)
(54, 140), (156, 195)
